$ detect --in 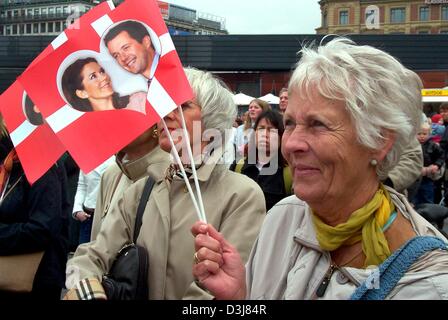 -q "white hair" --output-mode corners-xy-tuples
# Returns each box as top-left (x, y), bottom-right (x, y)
(289, 37), (423, 179)
(184, 67), (236, 139)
